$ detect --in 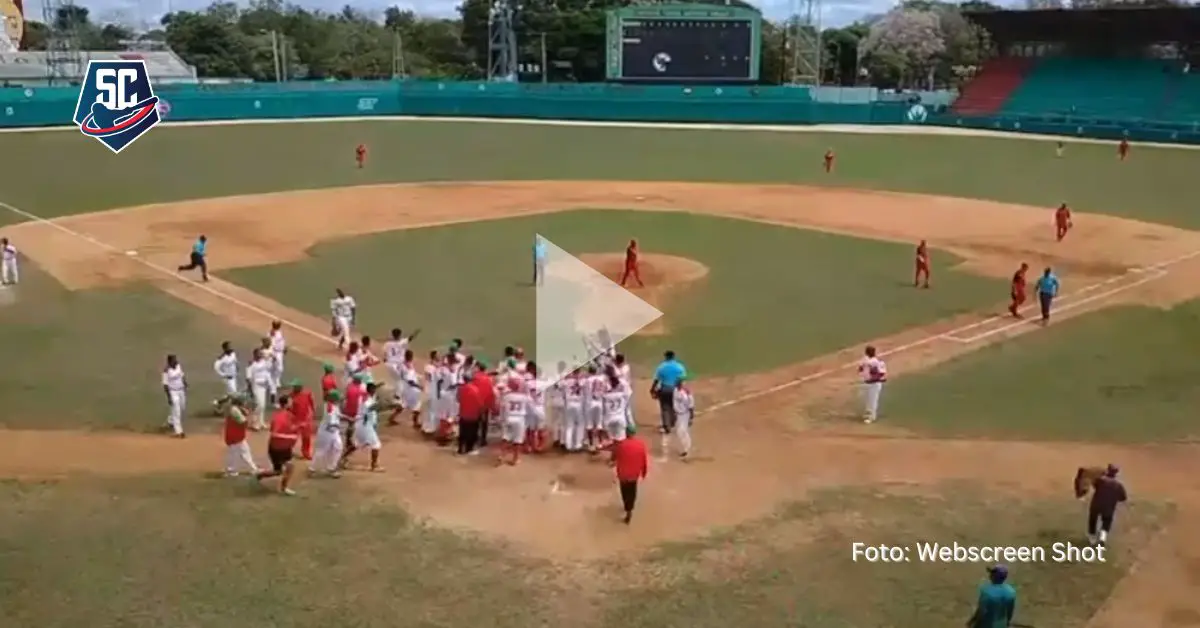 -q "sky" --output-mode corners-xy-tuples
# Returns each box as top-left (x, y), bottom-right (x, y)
(20, 0), (918, 30)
